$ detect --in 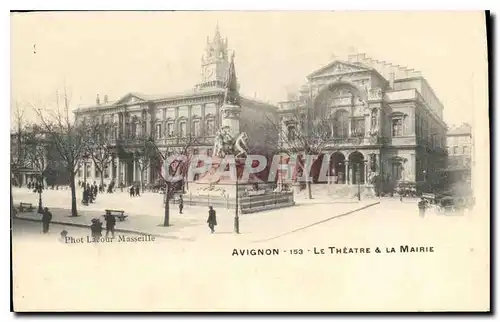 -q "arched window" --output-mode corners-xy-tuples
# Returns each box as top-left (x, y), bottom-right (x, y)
(206, 115), (216, 136)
